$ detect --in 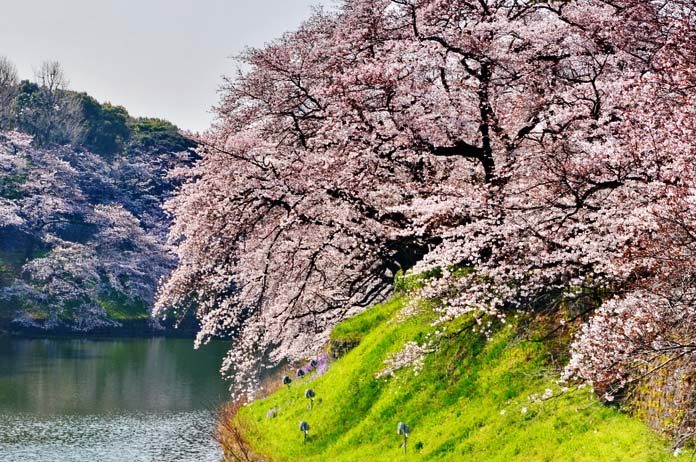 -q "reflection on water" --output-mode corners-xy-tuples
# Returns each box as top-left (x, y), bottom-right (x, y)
(0, 337), (231, 461)
(0, 411), (219, 462)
